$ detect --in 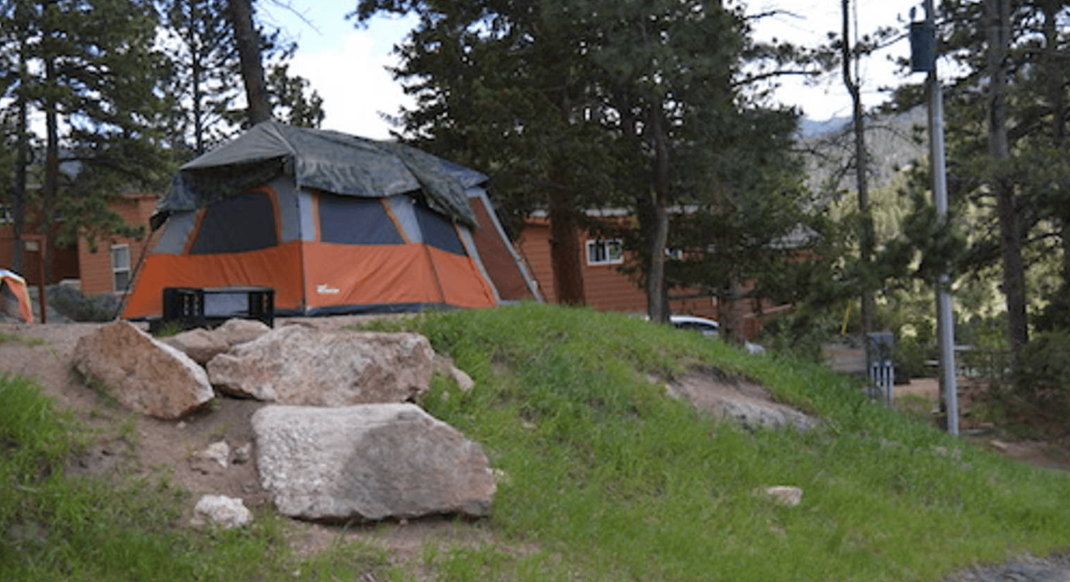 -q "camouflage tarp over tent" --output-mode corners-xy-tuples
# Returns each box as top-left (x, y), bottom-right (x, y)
(123, 121), (538, 319)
